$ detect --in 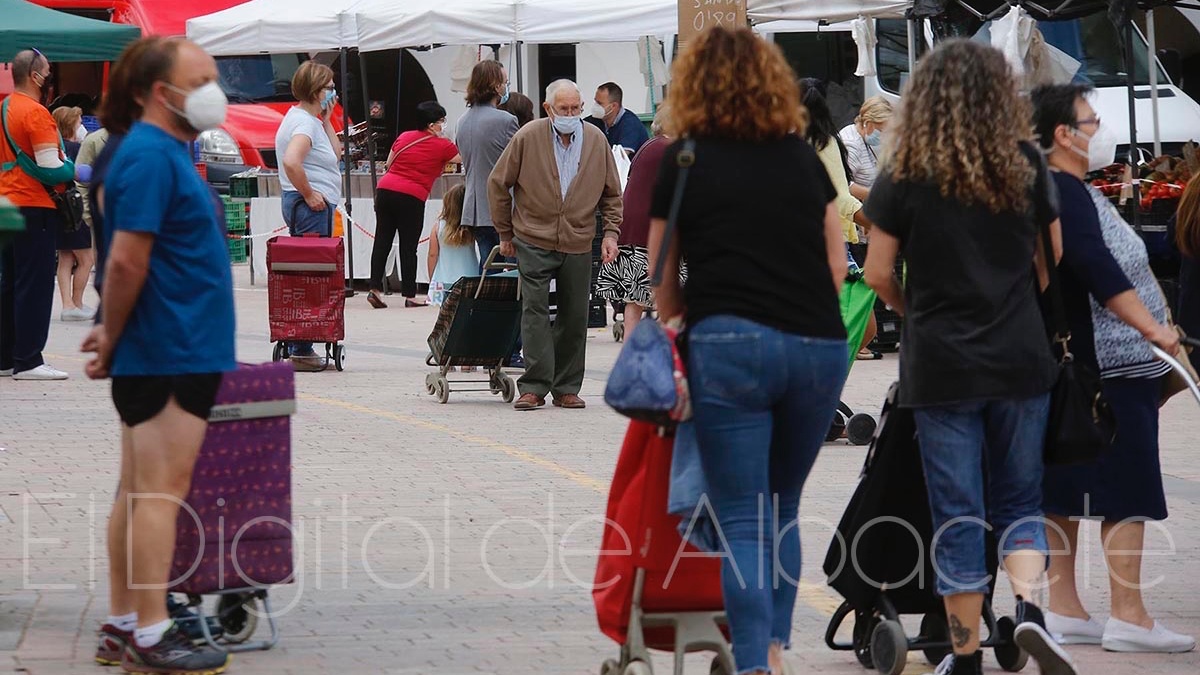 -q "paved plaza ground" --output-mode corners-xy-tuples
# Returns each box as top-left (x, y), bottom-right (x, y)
(3, 264), (1199, 674)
